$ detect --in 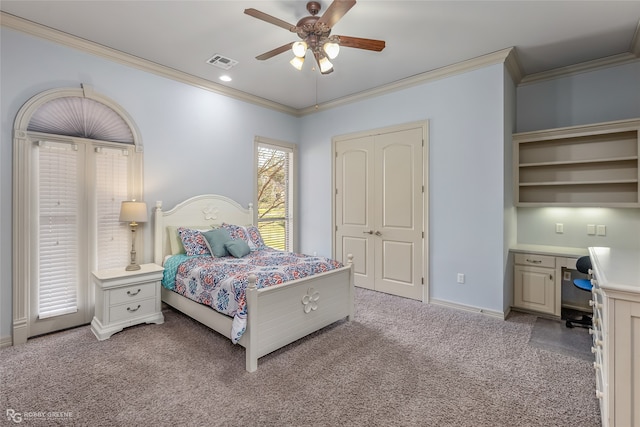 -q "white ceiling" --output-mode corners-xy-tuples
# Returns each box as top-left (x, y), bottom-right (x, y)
(2, 1), (640, 111)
